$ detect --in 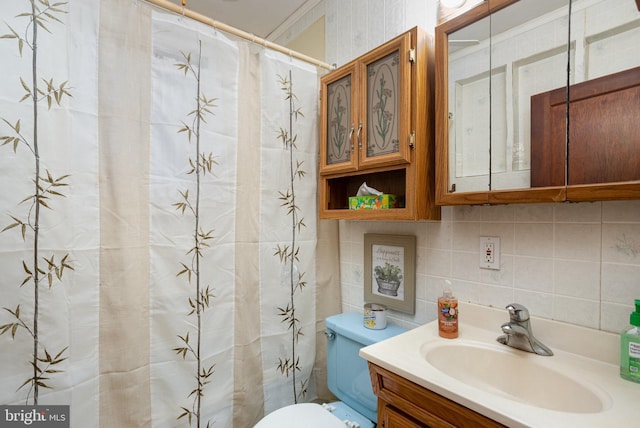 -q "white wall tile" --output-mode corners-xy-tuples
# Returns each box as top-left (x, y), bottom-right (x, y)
(480, 204), (516, 222)
(425, 248), (451, 278)
(427, 221), (452, 250)
(554, 260), (600, 300)
(601, 301), (633, 333)
(350, 238), (364, 265)
(452, 279), (482, 303)
(324, 0), (338, 66)
(514, 203), (553, 222)
(512, 289), (553, 319)
(514, 257), (554, 293)
(451, 250), (480, 282)
(479, 223), (514, 254)
(452, 222), (482, 252)
(602, 223), (640, 263)
(554, 201), (601, 223)
(554, 223), (602, 261)
(601, 263), (640, 304)
(366, 0), (386, 50)
(415, 272), (428, 300)
(479, 255), (512, 287)
(552, 295), (600, 329)
(406, 0), (437, 31)
(426, 276), (449, 302)
(352, 0), (368, 58)
(602, 200), (640, 223)
(453, 205), (483, 221)
(384, 0), (405, 41)
(335, 0), (353, 65)
(476, 284), (514, 309)
(515, 223), (554, 257)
